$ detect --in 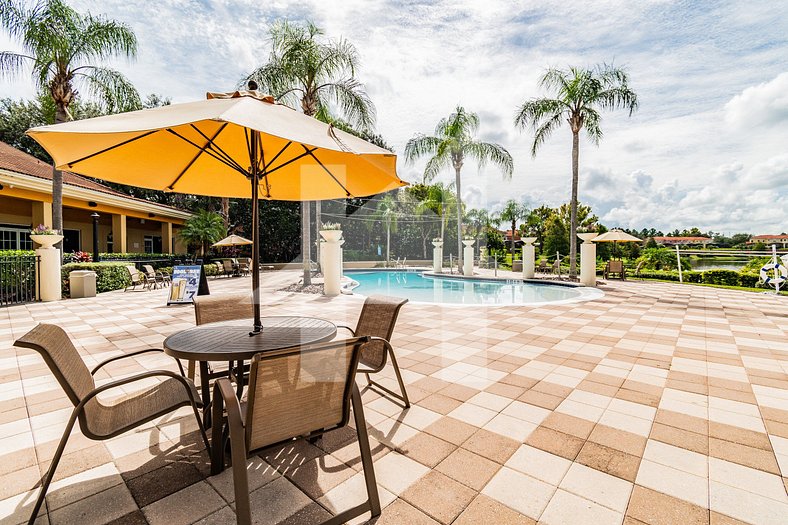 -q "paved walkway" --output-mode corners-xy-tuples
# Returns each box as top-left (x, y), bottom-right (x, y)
(1, 272), (786, 524)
